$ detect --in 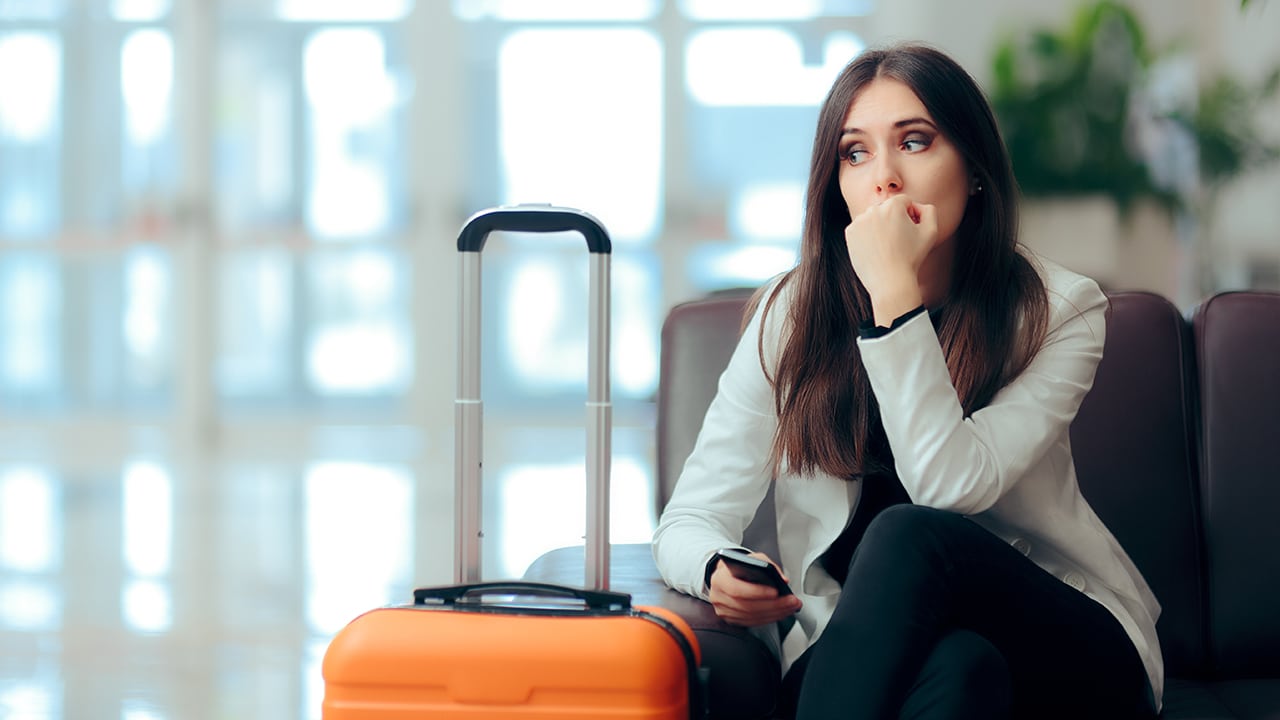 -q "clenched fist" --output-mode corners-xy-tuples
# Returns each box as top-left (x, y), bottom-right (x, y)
(845, 195), (940, 326)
